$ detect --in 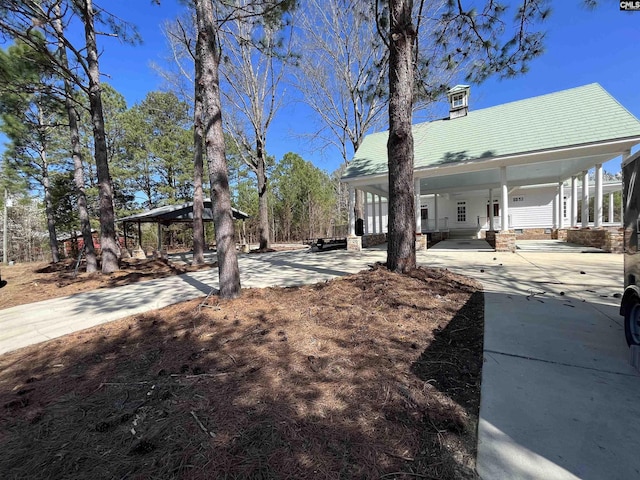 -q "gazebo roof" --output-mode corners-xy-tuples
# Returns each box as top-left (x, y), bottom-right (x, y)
(117, 200), (250, 225)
